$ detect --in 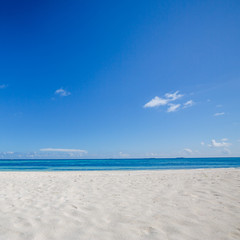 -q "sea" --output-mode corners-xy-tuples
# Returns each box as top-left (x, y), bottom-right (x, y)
(0, 157), (239, 171)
